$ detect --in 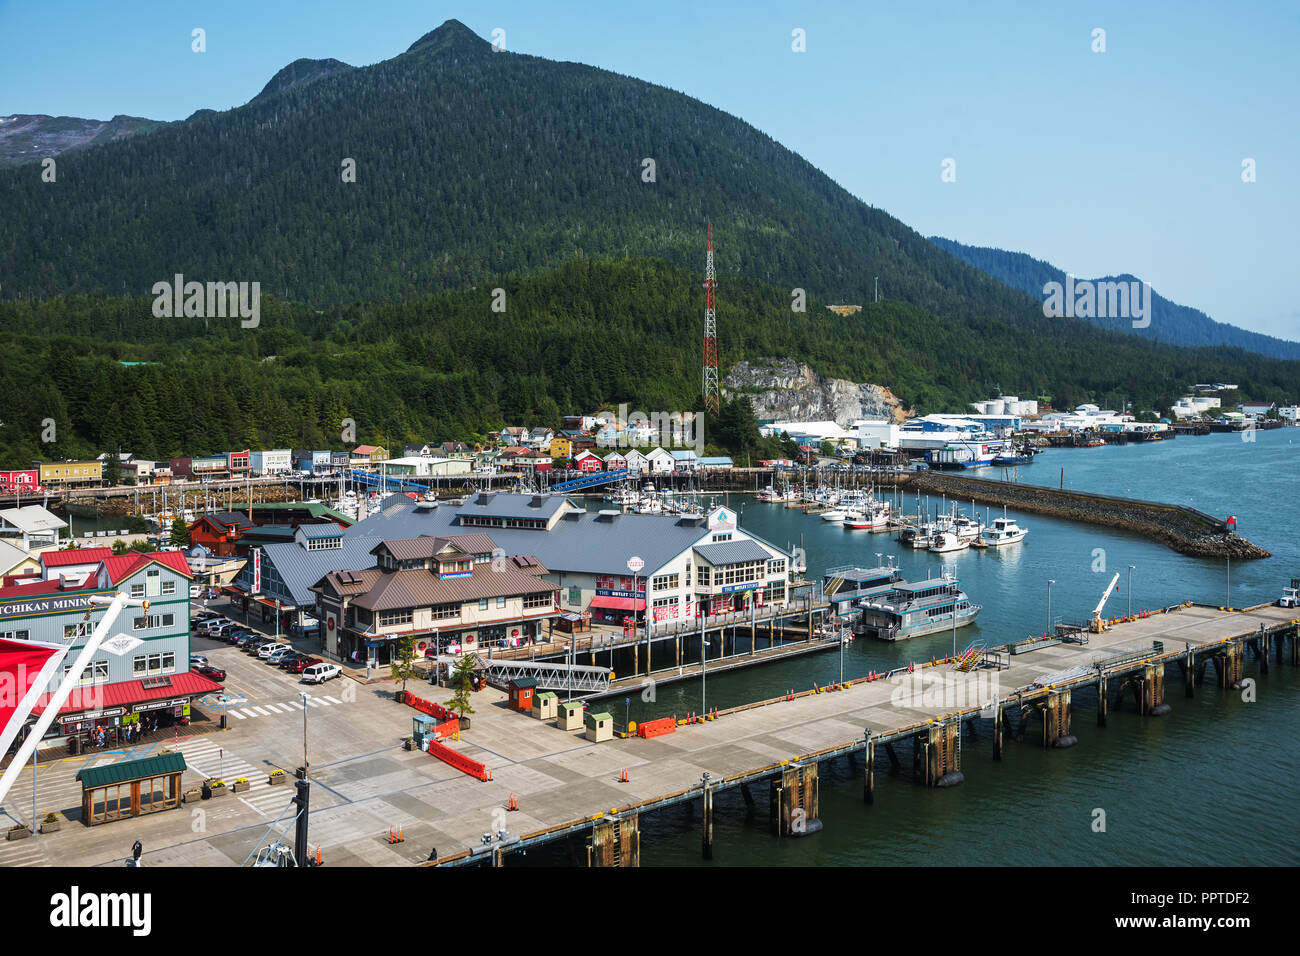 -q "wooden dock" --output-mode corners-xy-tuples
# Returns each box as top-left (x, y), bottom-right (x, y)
(422, 602), (1300, 866)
